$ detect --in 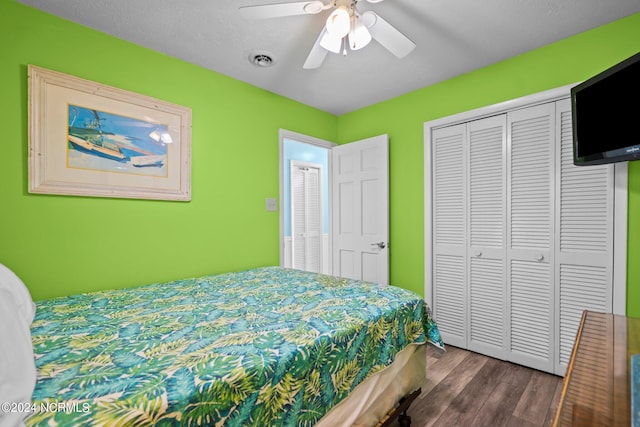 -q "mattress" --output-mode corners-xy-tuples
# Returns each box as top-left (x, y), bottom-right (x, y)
(27, 267), (443, 426)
